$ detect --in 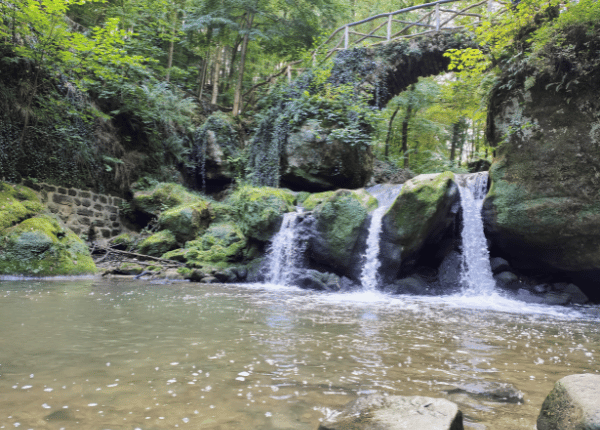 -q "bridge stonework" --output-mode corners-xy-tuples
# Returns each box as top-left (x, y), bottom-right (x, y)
(21, 179), (125, 240)
(331, 32), (476, 108)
